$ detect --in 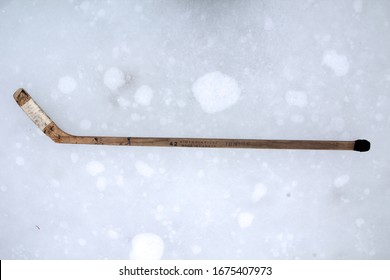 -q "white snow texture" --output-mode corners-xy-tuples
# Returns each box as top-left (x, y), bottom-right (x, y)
(192, 71), (241, 113)
(0, 0), (389, 260)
